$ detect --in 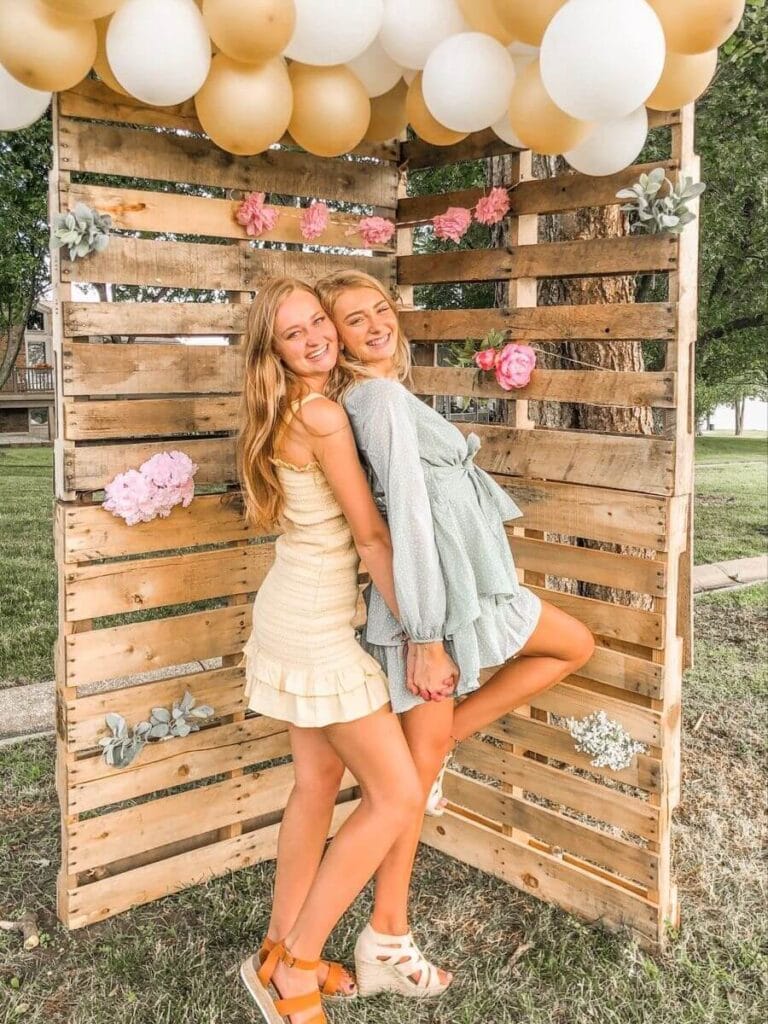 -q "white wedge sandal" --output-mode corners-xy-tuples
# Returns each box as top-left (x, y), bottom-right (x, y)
(354, 923), (453, 998)
(425, 747), (455, 817)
